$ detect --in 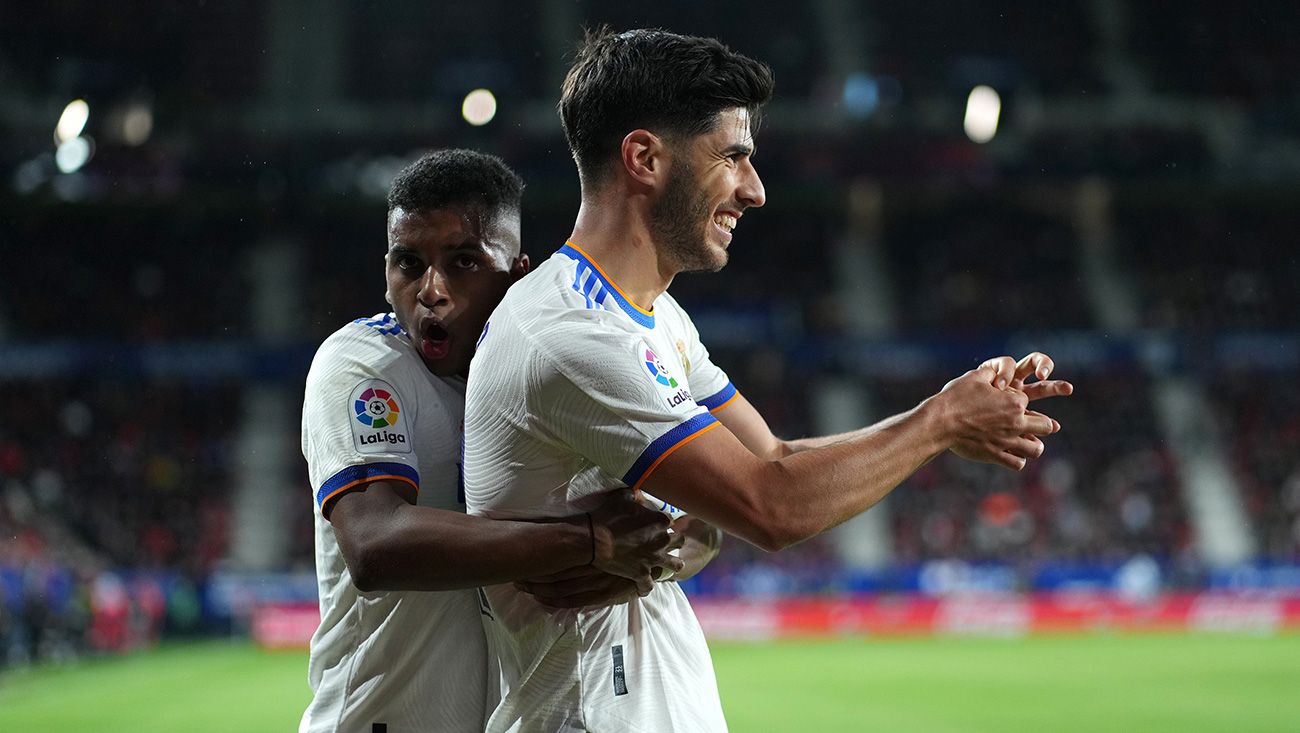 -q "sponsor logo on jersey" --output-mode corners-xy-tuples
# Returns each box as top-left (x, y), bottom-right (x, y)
(349, 380), (412, 454)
